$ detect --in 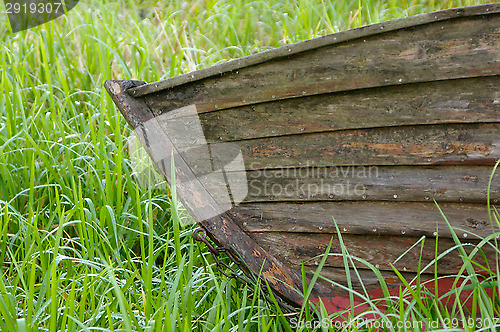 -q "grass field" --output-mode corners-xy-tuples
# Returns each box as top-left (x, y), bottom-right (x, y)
(0, 0), (499, 330)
